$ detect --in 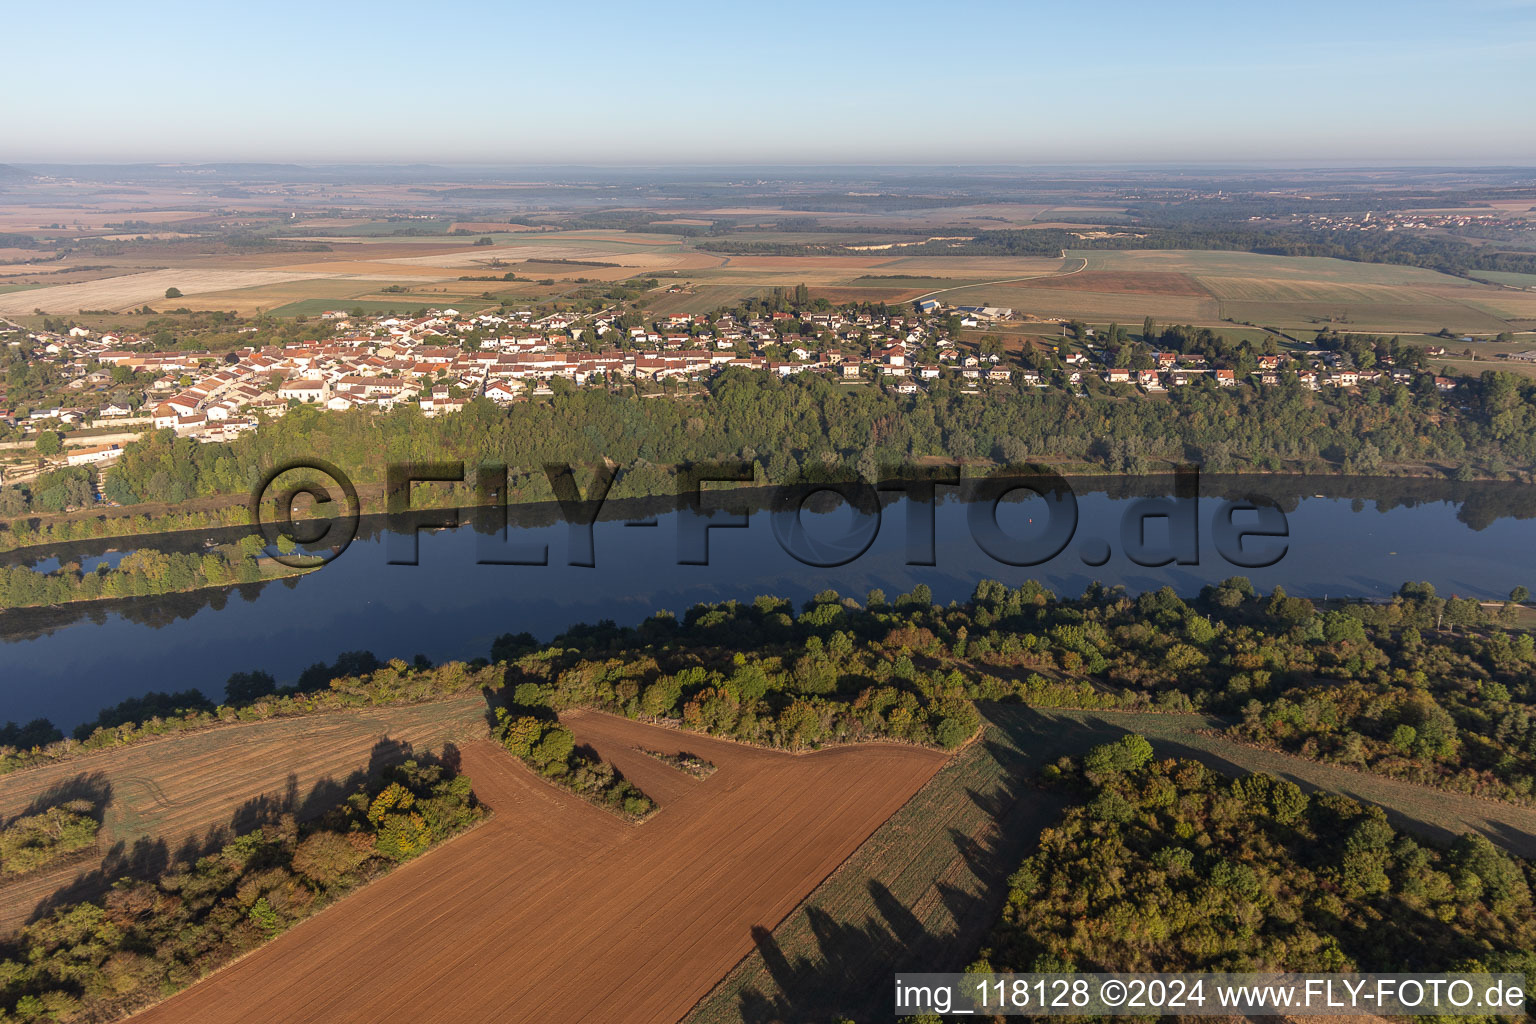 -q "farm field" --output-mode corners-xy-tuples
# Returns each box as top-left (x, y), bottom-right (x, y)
(263, 296), (503, 318)
(928, 250), (1536, 333)
(6, 208), (1533, 335)
(131, 710), (948, 1024)
(1474, 270), (1536, 288)
(687, 703), (1536, 1023)
(0, 695), (488, 933)
(0, 269), (331, 316)
(1437, 357), (1536, 381)
(685, 703), (1065, 1024)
